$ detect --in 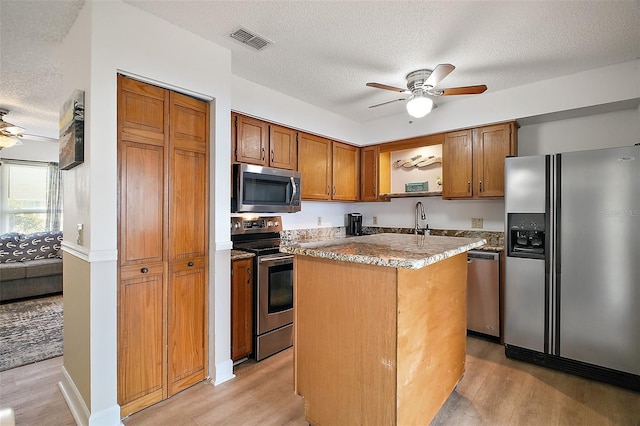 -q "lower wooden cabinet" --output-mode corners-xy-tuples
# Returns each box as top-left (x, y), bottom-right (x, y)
(231, 258), (253, 361)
